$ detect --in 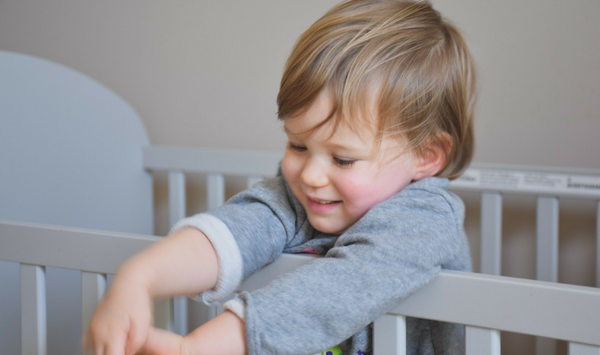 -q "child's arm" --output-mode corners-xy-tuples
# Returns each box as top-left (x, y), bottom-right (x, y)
(130, 311), (245, 355)
(137, 311), (246, 355)
(85, 227), (246, 355)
